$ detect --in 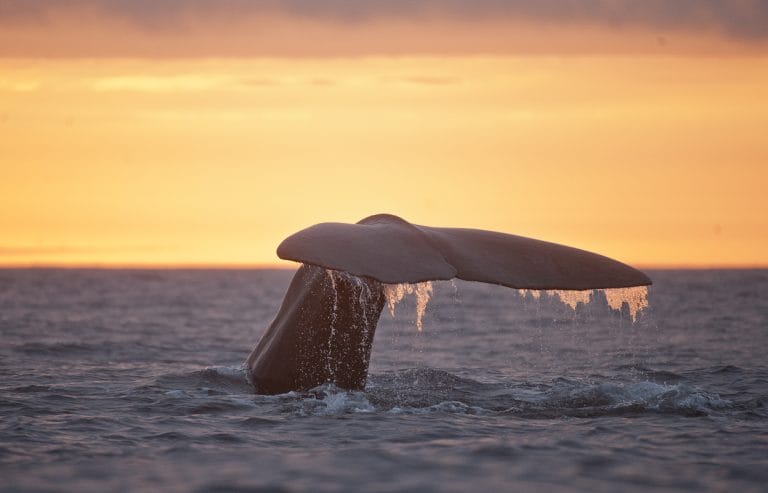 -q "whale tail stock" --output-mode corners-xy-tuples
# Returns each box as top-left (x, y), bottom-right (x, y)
(247, 265), (384, 395)
(247, 213), (651, 394)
